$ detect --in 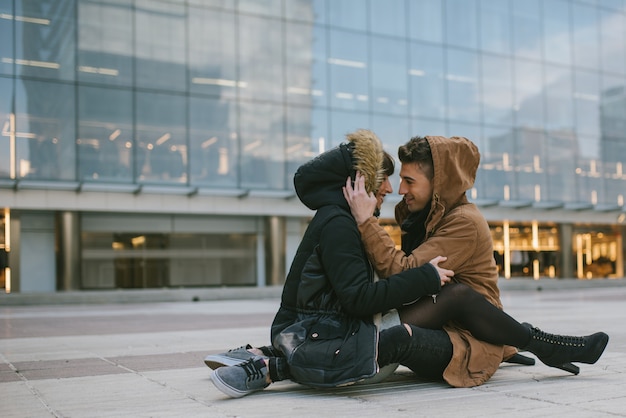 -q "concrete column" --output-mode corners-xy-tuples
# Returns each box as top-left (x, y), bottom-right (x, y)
(57, 211), (80, 290)
(559, 223), (574, 278)
(265, 216), (286, 286)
